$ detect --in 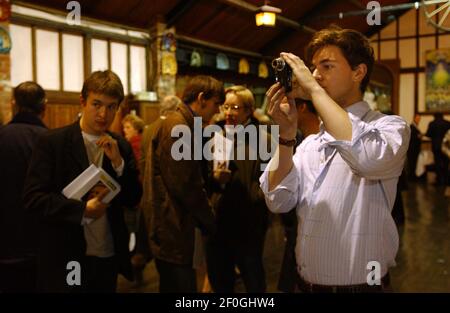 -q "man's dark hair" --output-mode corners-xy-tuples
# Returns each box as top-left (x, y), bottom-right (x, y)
(434, 112), (443, 120)
(13, 81), (46, 114)
(182, 75), (225, 105)
(81, 70), (124, 104)
(305, 26), (374, 93)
